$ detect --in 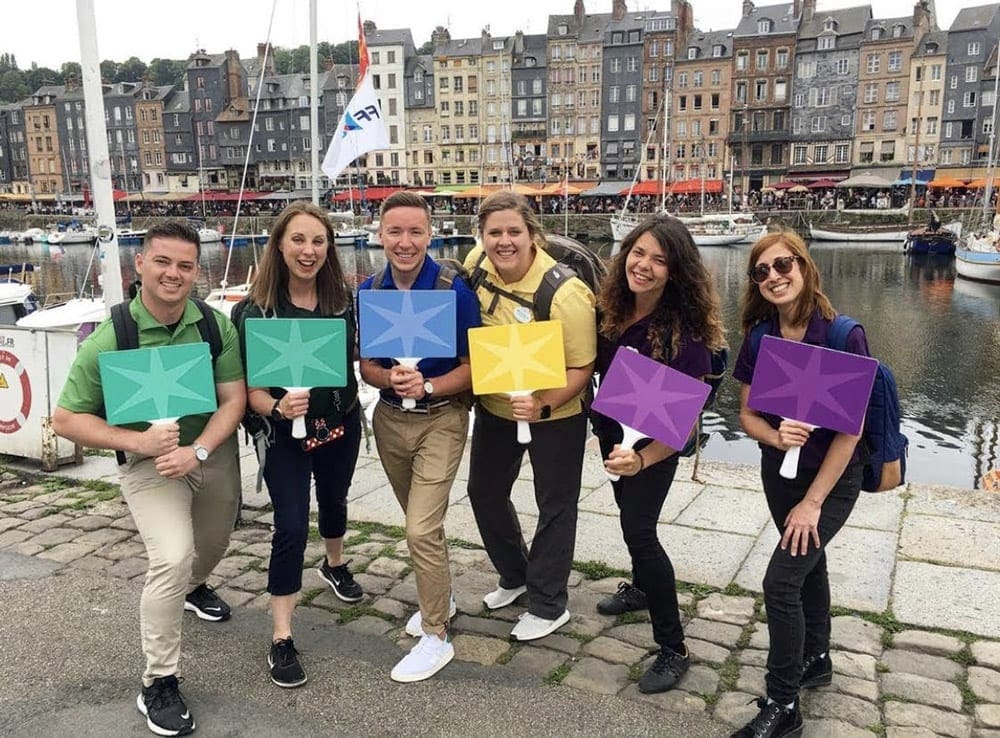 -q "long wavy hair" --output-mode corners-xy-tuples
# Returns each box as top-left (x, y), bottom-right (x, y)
(476, 190), (547, 249)
(248, 200), (349, 315)
(739, 230), (835, 335)
(599, 215), (726, 361)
